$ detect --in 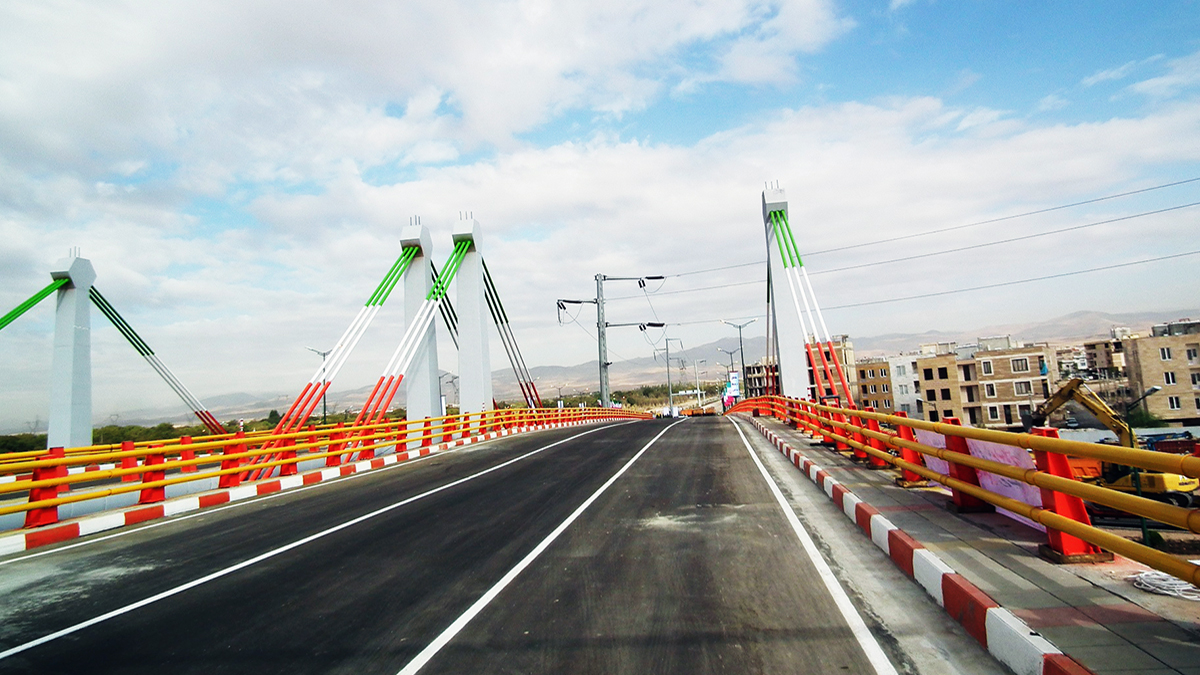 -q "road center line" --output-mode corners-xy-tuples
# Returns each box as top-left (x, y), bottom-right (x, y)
(396, 418), (689, 675)
(0, 421), (637, 662)
(728, 416), (898, 675)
